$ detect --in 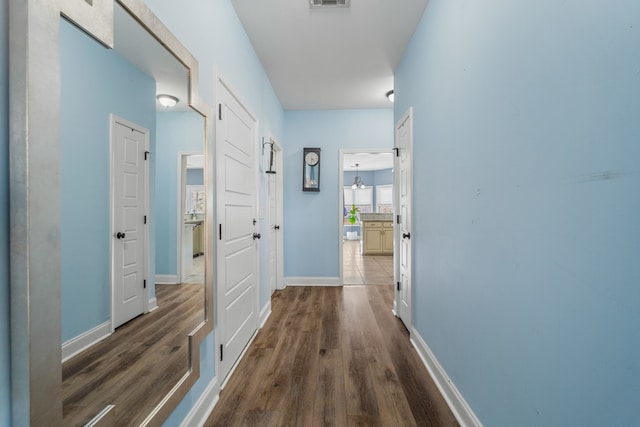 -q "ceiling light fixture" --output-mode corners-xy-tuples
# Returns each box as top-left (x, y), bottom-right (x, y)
(351, 163), (366, 189)
(157, 94), (179, 108)
(386, 90), (394, 103)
